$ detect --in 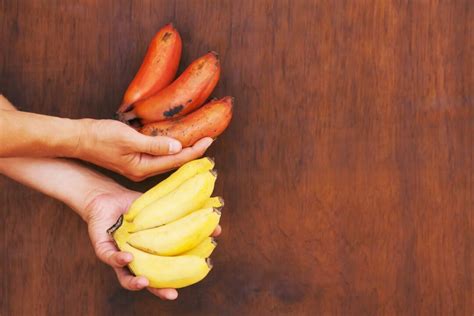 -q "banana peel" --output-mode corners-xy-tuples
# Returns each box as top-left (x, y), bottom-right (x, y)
(125, 157), (215, 222)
